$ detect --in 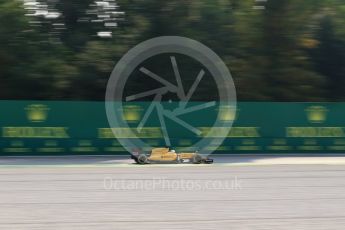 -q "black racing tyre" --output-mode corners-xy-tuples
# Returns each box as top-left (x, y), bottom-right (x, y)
(137, 154), (148, 164)
(192, 154), (203, 164)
